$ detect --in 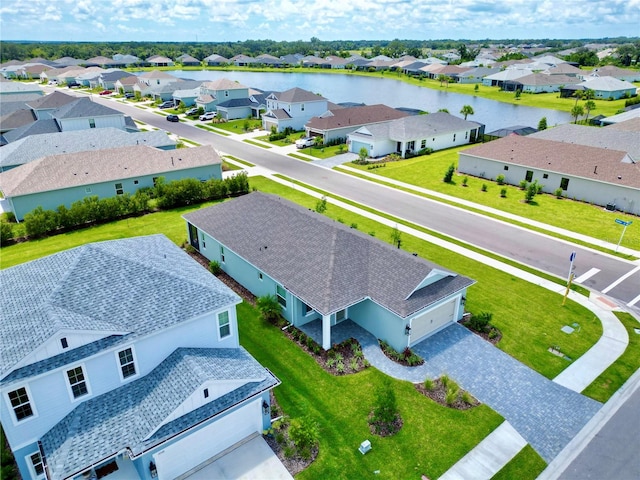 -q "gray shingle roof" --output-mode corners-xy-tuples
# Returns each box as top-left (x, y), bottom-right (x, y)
(184, 193), (474, 318)
(0, 128), (176, 169)
(41, 347), (279, 480)
(0, 235), (240, 378)
(269, 87), (326, 103)
(0, 144), (220, 196)
(306, 104), (408, 131)
(1, 118), (60, 144)
(26, 91), (77, 110)
(52, 97), (124, 119)
(359, 112), (482, 141)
